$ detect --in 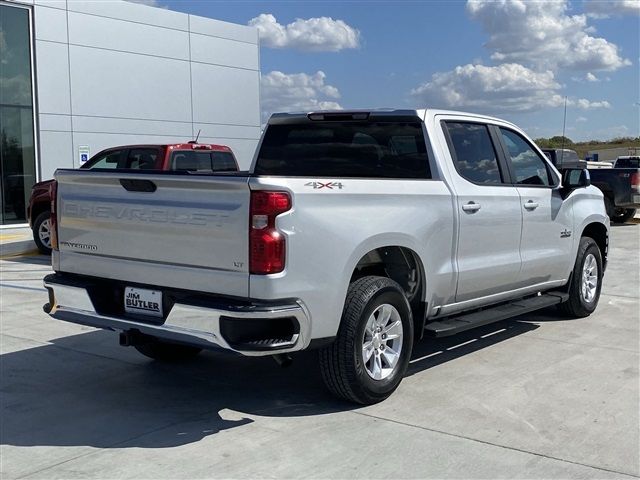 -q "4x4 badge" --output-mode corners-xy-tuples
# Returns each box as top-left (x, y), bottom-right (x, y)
(304, 181), (344, 190)
(560, 229), (572, 238)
